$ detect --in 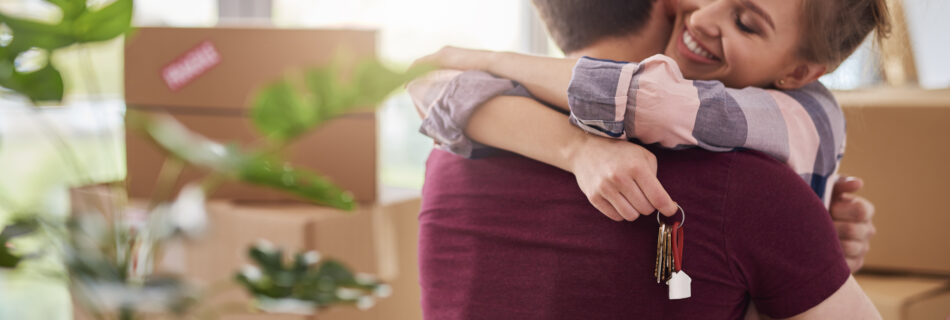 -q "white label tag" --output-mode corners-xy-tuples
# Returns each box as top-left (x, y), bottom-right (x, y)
(668, 271), (692, 300)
